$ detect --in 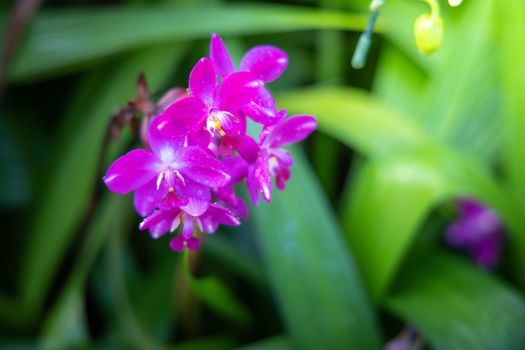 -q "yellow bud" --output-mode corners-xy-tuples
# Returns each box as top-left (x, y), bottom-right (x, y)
(414, 13), (444, 55)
